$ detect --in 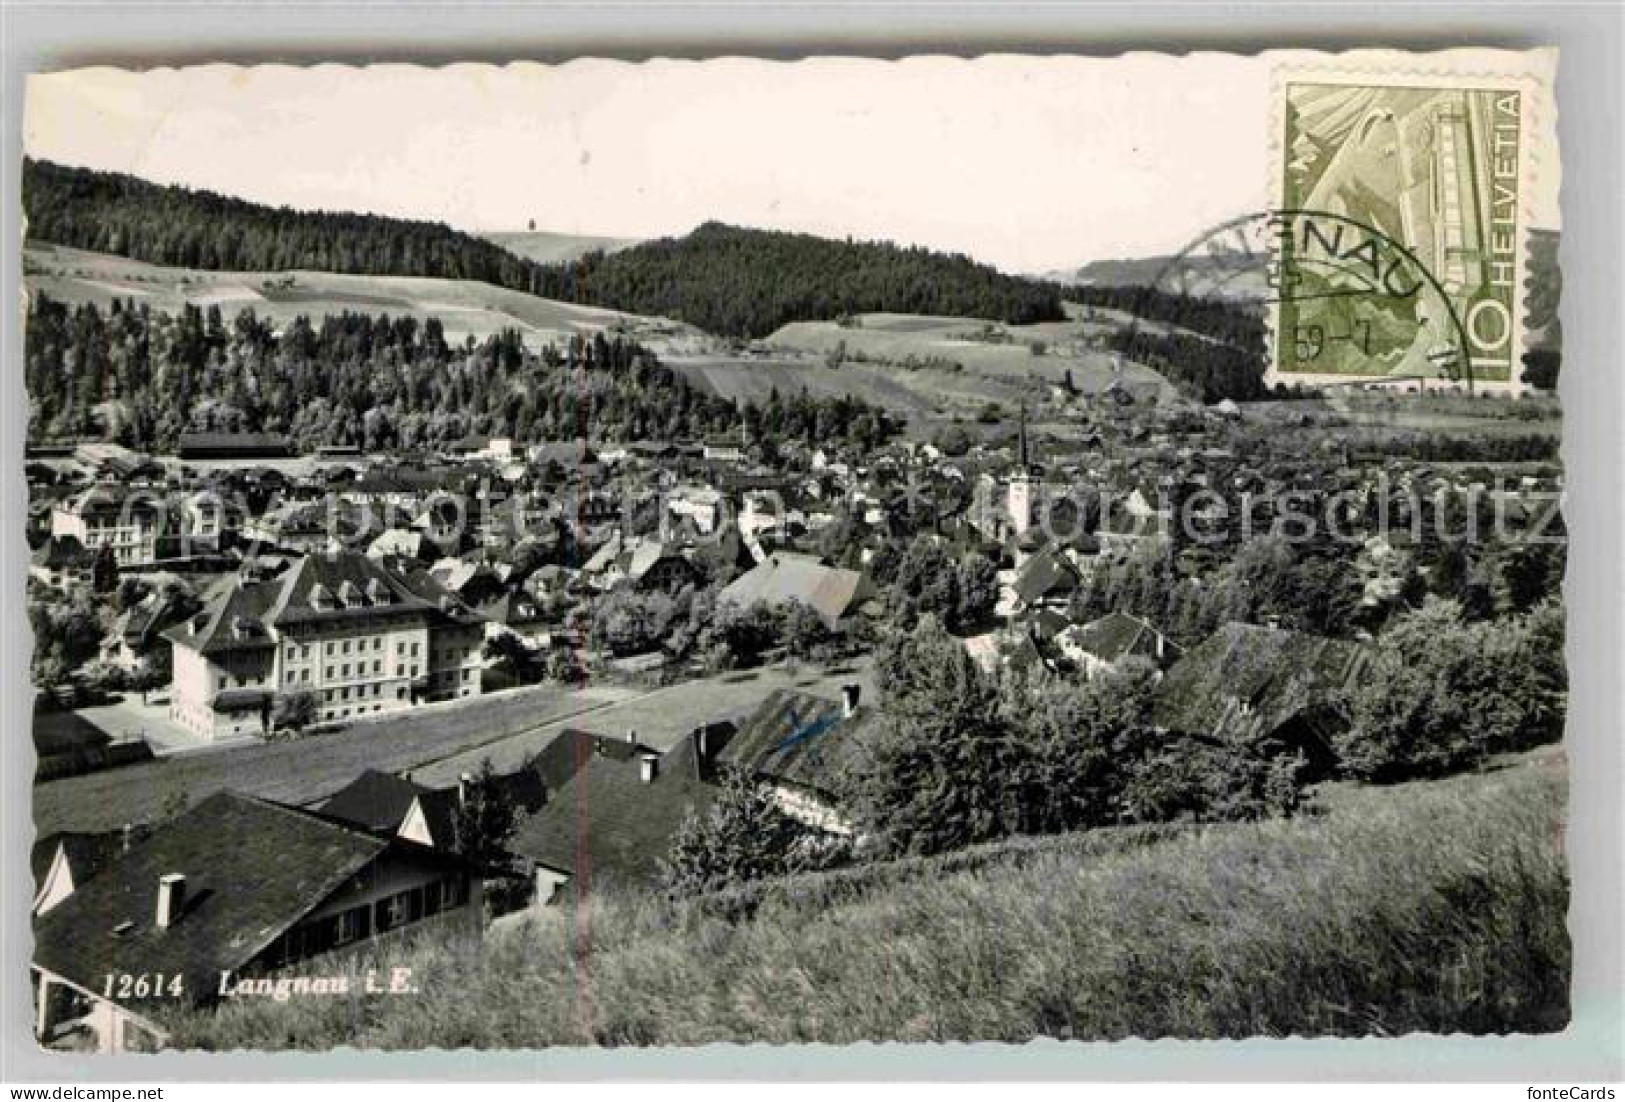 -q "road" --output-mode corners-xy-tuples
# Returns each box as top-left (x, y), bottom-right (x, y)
(32, 660), (874, 838)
